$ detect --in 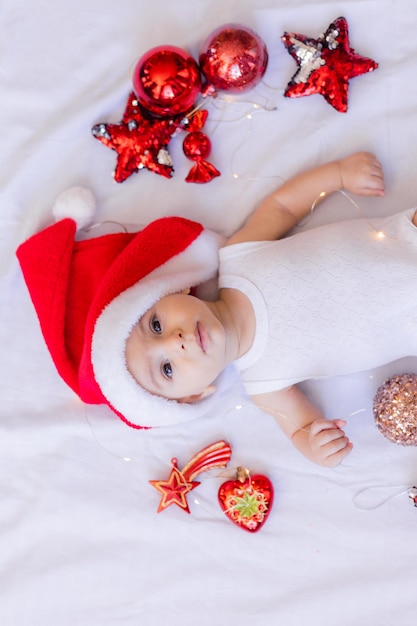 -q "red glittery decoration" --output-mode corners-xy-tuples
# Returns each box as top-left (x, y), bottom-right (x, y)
(92, 92), (183, 182)
(282, 16), (378, 113)
(199, 23), (268, 94)
(184, 109), (209, 133)
(132, 45), (201, 118)
(218, 467), (274, 533)
(183, 131), (221, 183)
(150, 441), (232, 513)
(183, 131), (212, 160)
